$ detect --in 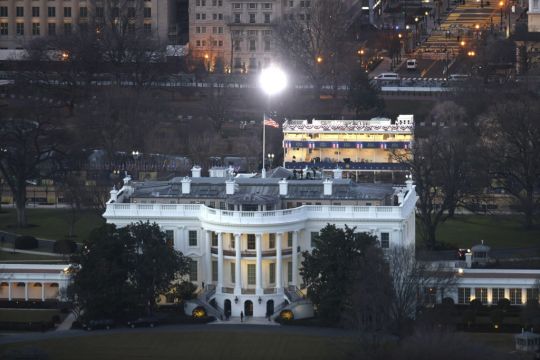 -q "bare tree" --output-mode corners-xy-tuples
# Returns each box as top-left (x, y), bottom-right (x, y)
(273, 0), (350, 97)
(480, 93), (540, 229)
(0, 106), (68, 227)
(387, 246), (456, 337)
